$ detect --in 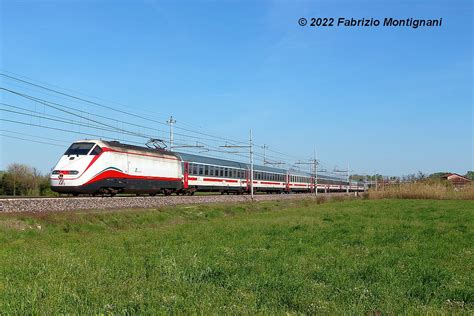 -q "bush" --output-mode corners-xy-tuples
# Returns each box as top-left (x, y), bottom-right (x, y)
(0, 163), (56, 196)
(368, 182), (474, 200)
